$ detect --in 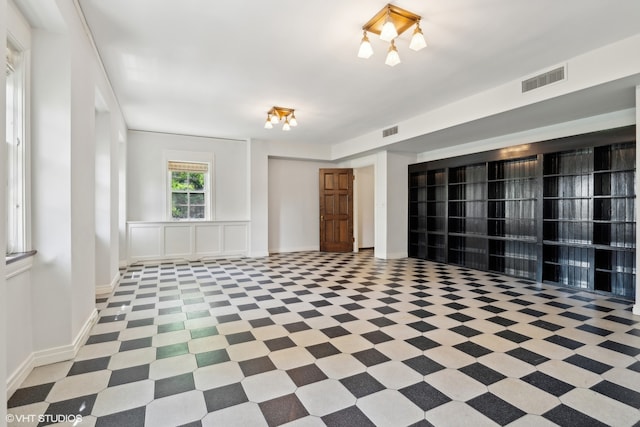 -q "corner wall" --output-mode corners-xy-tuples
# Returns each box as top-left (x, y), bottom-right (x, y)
(5, 0), (127, 398)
